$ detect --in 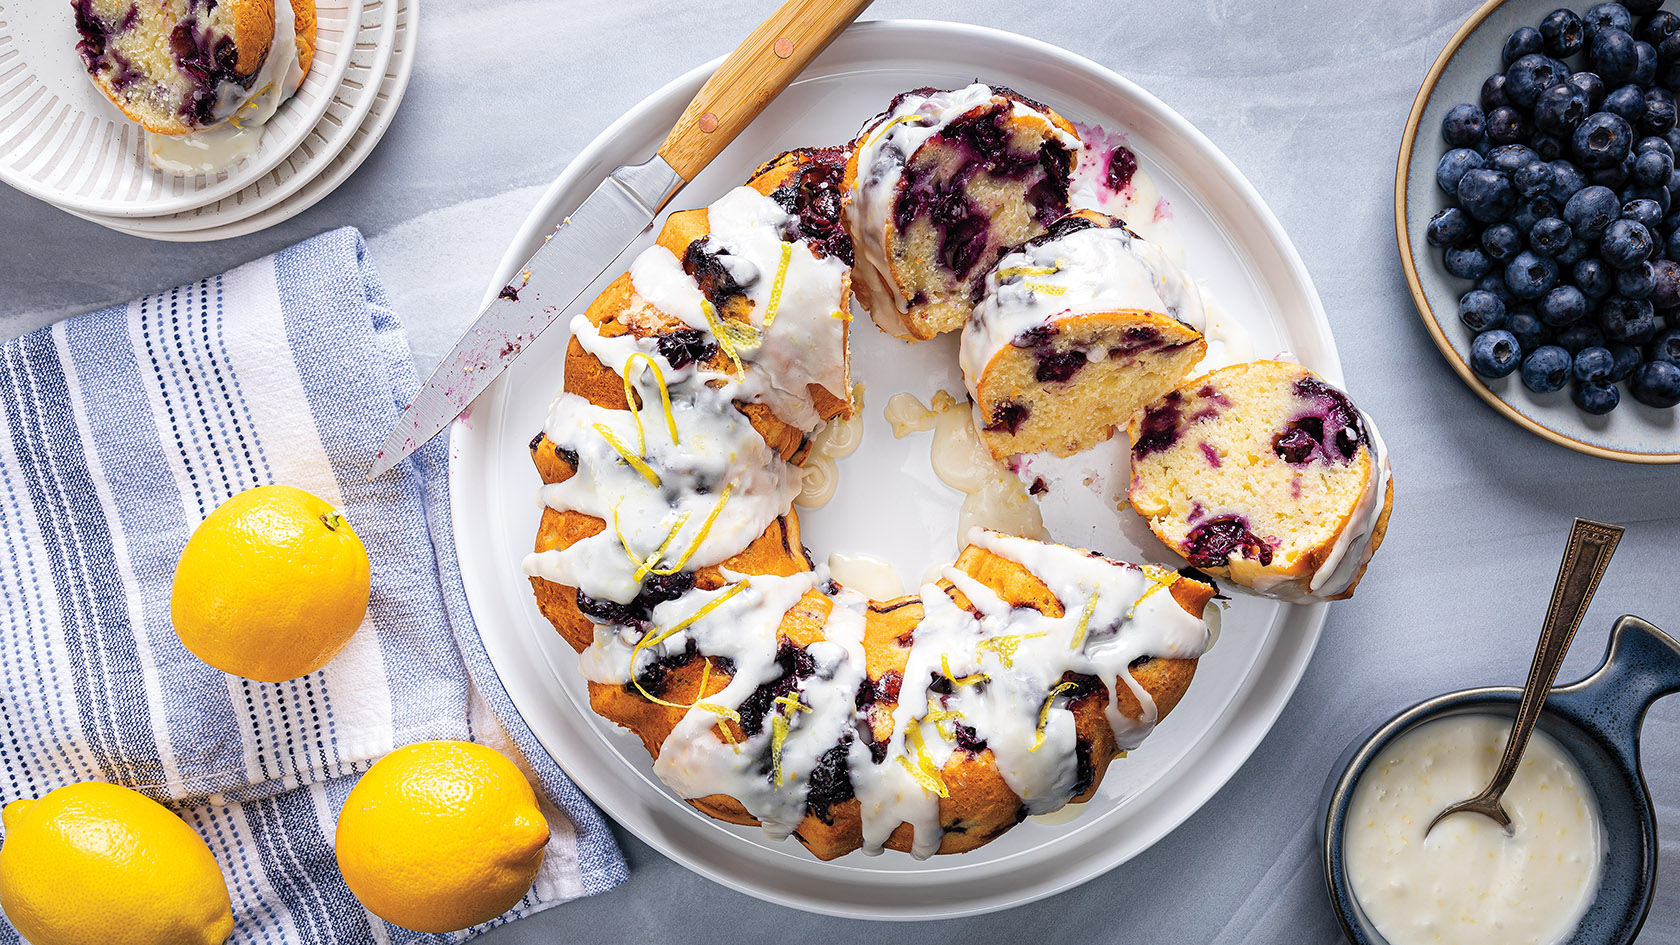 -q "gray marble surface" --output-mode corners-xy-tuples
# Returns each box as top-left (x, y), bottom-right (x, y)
(3, 0), (1677, 941)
